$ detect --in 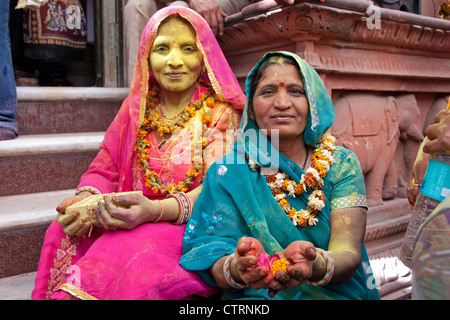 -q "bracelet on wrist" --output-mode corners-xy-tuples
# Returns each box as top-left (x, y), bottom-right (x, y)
(75, 186), (101, 196)
(304, 248), (334, 287)
(153, 200), (164, 223)
(223, 253), (249, 290)
(166, 192), (192, 225)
